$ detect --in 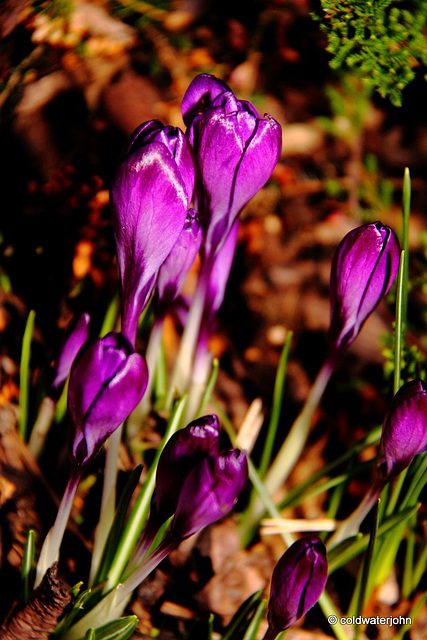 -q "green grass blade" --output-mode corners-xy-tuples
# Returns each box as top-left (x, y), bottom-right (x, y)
(19, 309), (36, 440)
(93, 466), (143, 587)
(153, 339), (167, 408)
(258, 331), (292, 478)
(401, 167), (410, 337)
(78, 616), (138, 640)
(198, 357), (219, 415)
(411, 541), (427, 592)
(21, 529), (35, 603)
(84, 629), (96, 640)
(393, 250), (405, 394)
(242, 599), (267, 640)
(100, 292), (120, 336)
(401, 512), (416, 599)
(105, 396), (187, 589)
(353, 500), (380, 634)
(222, 590), (263, 640)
